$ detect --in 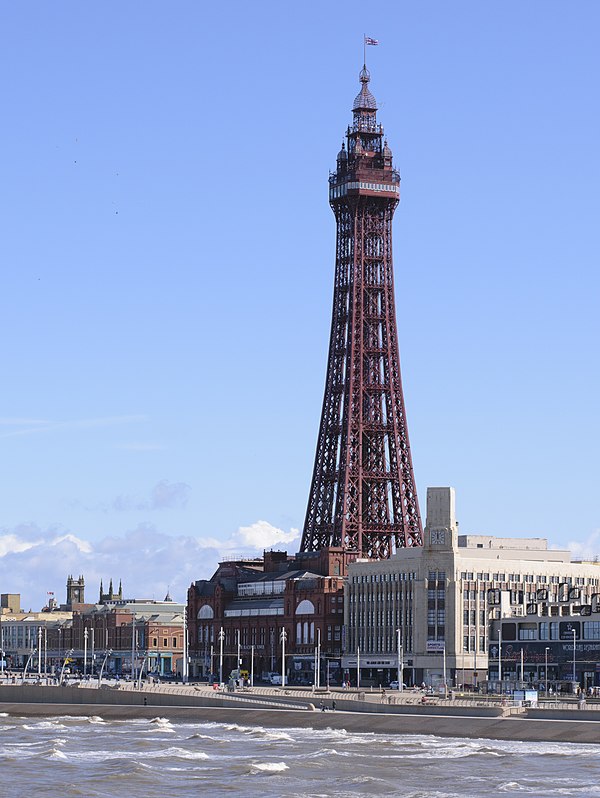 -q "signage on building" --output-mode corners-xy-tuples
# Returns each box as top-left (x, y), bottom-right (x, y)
(426, 641), (446, 653)
(559, 621), (580, 641)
